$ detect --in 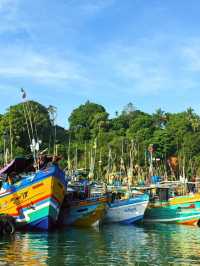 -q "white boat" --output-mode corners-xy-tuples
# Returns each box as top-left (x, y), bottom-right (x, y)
(103, 190), (149, 224)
